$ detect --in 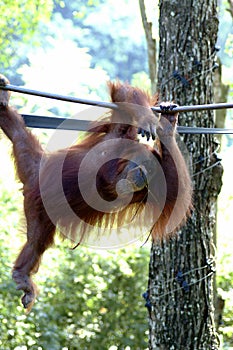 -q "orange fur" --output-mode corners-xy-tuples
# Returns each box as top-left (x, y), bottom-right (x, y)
(0, 76), (192, 311)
